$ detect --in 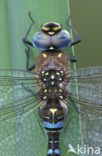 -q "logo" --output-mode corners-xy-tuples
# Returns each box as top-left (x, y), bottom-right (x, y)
(67, 144), (101, 155)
